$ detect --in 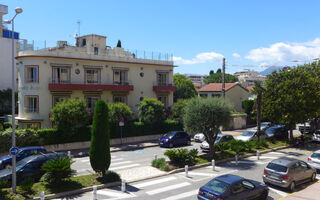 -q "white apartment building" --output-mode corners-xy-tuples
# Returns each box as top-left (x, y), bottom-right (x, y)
(16, 34), (176, 128)
(184, 74), (207, 83)
(234, 69), (266, 87)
